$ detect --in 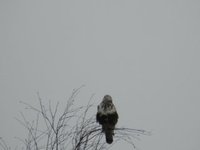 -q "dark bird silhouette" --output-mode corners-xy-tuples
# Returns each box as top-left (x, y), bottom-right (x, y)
(96, 95), (118, 144)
